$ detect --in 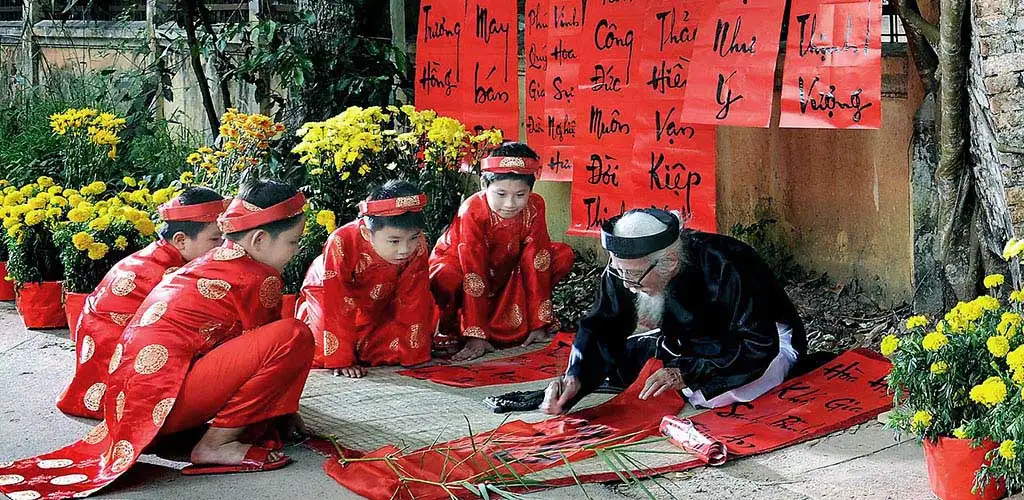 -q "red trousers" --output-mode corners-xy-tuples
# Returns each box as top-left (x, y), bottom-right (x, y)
(431, 242), (574, 345)
(161, 318), (314, 433)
